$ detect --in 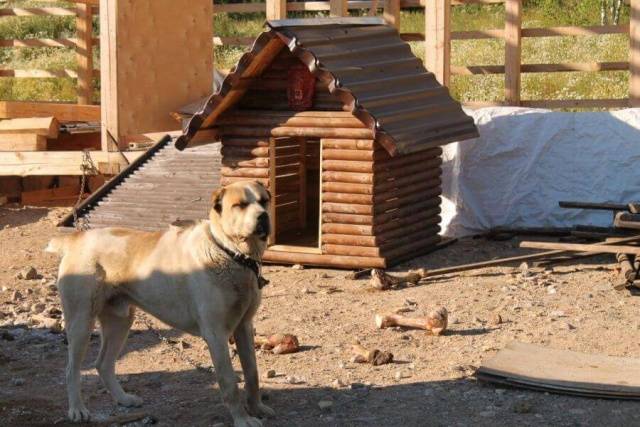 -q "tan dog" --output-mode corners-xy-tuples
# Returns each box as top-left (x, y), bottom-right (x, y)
(46, 181), (274, 427)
